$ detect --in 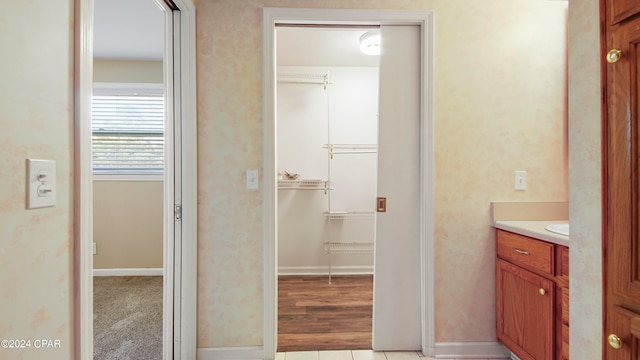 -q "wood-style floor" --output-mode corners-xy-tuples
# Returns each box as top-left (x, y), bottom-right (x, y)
(278, 275), (373, 352)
